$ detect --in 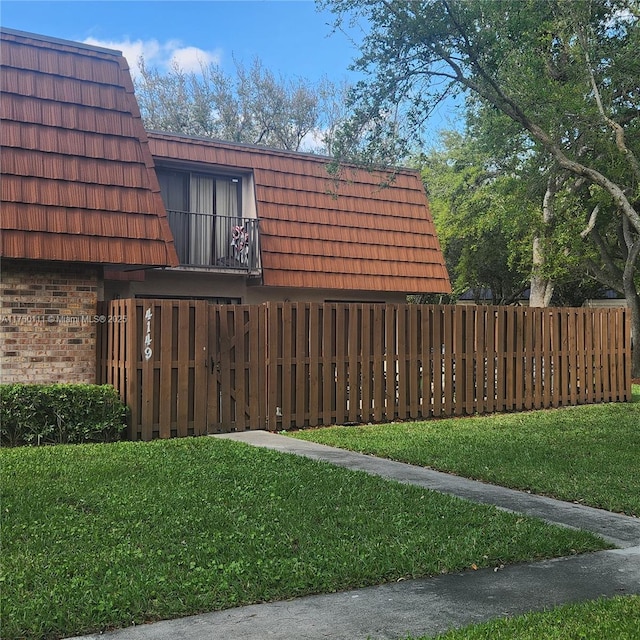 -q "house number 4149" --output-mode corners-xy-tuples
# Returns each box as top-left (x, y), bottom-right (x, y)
(144, 307), (153, 361)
